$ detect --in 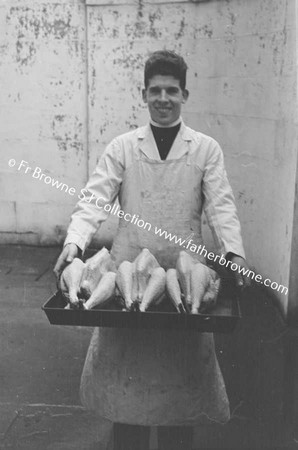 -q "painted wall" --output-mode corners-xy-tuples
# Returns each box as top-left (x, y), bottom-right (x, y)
(0, 0), (88, 245)
(0, 0), (296, 315)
